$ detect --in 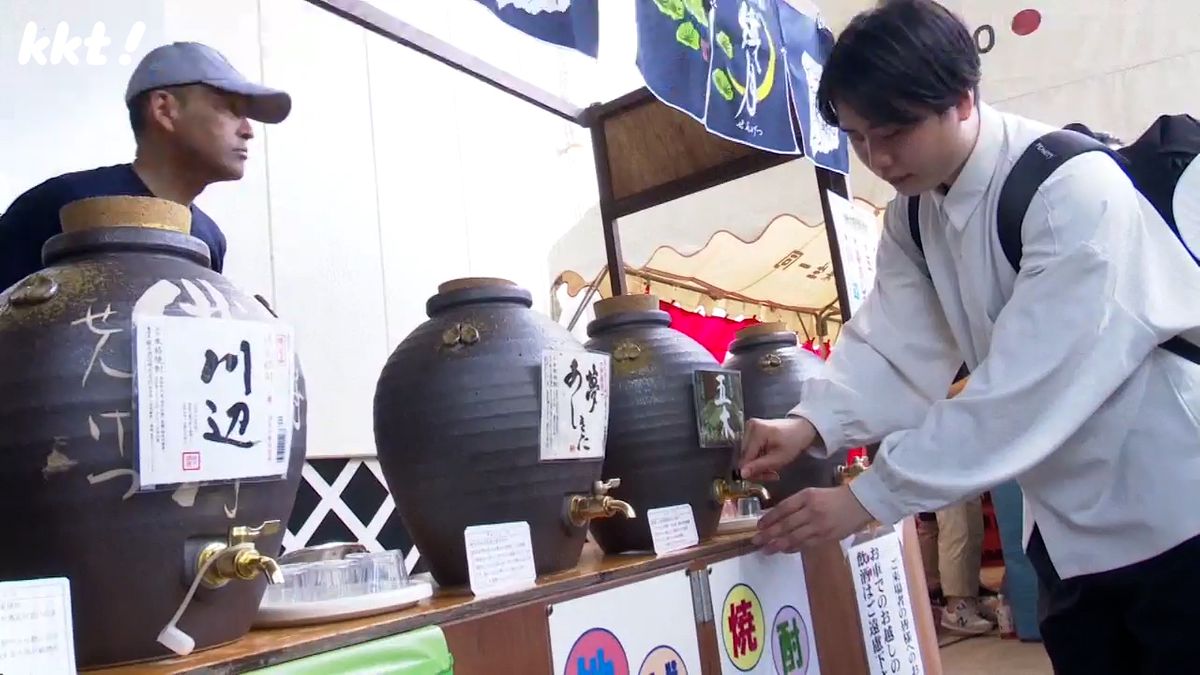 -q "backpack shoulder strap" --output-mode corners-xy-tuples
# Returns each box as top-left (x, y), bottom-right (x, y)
(997, 130), (1113, 270)
(1000, 129), (1200, 367)
(908, 195), (923, 254)
(1163, 336), (1200, 365)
